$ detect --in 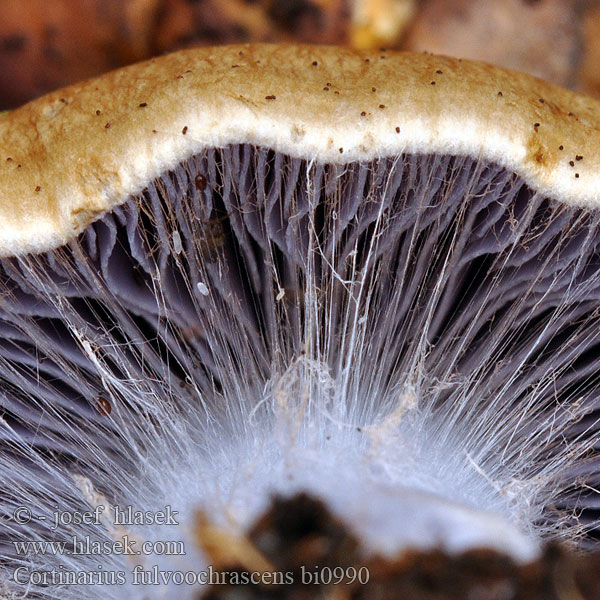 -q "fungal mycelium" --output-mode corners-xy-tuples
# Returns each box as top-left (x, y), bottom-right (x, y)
(0, 44), (600, 599)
